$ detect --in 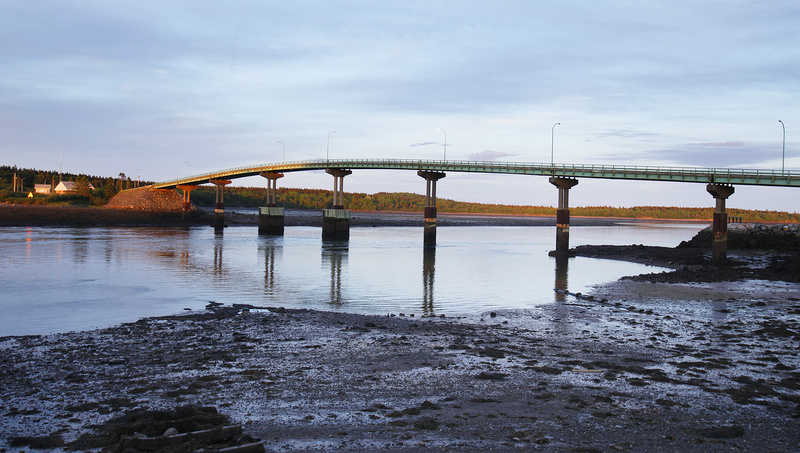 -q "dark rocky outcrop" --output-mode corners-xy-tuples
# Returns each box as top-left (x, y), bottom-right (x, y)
(679, 223), (800, 250)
